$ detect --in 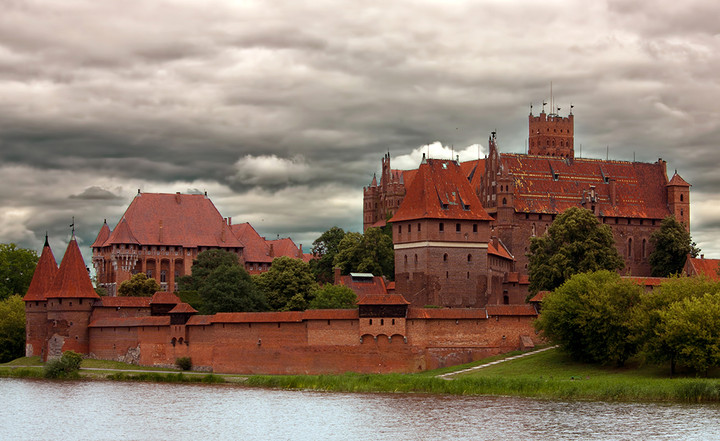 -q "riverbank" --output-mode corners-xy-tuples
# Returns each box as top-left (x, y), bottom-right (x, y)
(3, 348), (720, 402)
